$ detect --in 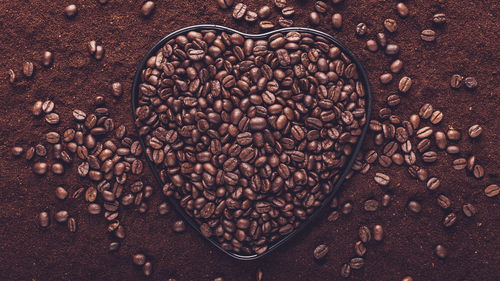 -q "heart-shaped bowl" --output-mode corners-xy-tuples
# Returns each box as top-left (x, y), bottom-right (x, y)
(132, 24), (372, 260)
